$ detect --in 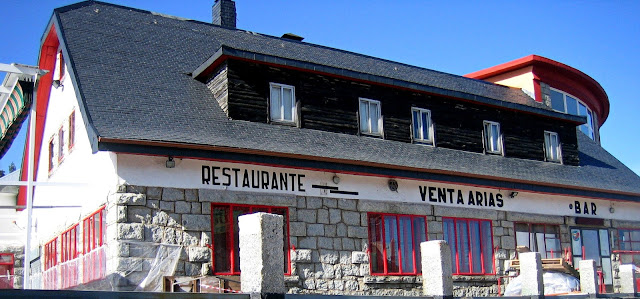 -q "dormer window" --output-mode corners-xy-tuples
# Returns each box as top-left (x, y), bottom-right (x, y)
(544, 131), (562, 163)
(483, 121), (503, 155)
(269, 83), (296, 124)
(411, 107), (434, 145)
(359, 98), (383, 137)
